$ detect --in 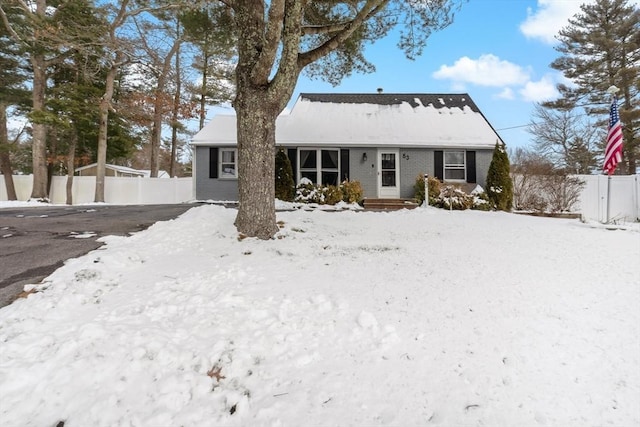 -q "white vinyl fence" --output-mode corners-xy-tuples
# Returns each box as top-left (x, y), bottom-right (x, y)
(577, 174), (639, 223)
(2, 174), (638, 222)
(0, 175), (194, 205)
